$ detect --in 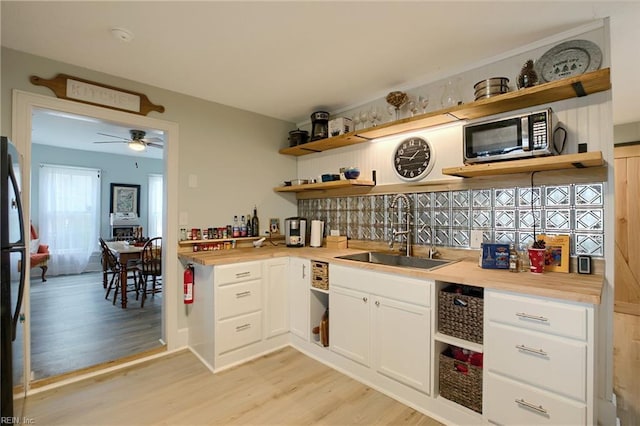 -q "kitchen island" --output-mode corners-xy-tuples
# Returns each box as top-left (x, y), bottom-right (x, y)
(180, 245), (604, 425)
